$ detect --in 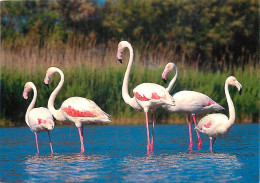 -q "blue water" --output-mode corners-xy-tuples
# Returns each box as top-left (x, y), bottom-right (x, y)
(0, 124), (259, 182)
